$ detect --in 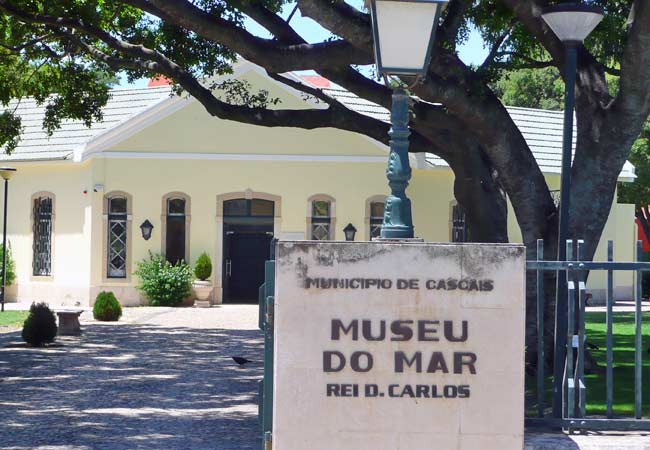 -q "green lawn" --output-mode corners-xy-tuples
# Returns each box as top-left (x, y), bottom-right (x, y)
(528, 311), (650, 417)
(584, 311), (650, 416)
(0, 310), (28, 327)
